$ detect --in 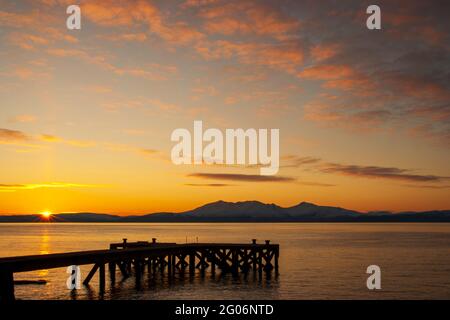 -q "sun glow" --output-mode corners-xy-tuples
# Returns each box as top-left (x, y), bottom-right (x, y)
(40, 211), (52, 219)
